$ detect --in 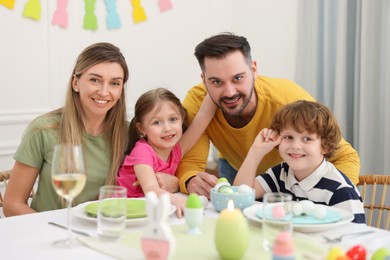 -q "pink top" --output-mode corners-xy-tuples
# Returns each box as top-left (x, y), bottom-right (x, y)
(117, 139), (182, 198)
